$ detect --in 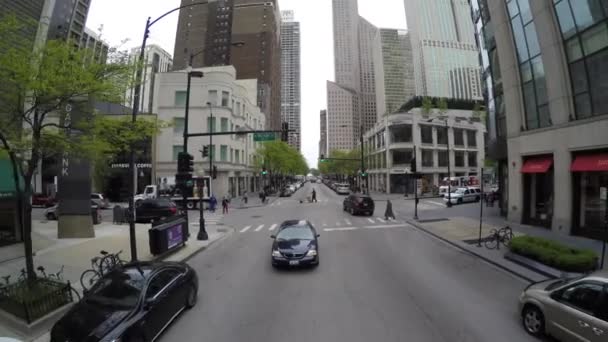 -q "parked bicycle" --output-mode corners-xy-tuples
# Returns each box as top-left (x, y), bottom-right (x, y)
(484, 226), (513, 250)
(36, 265), (65, 281)
(80, 250), (125, 291)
